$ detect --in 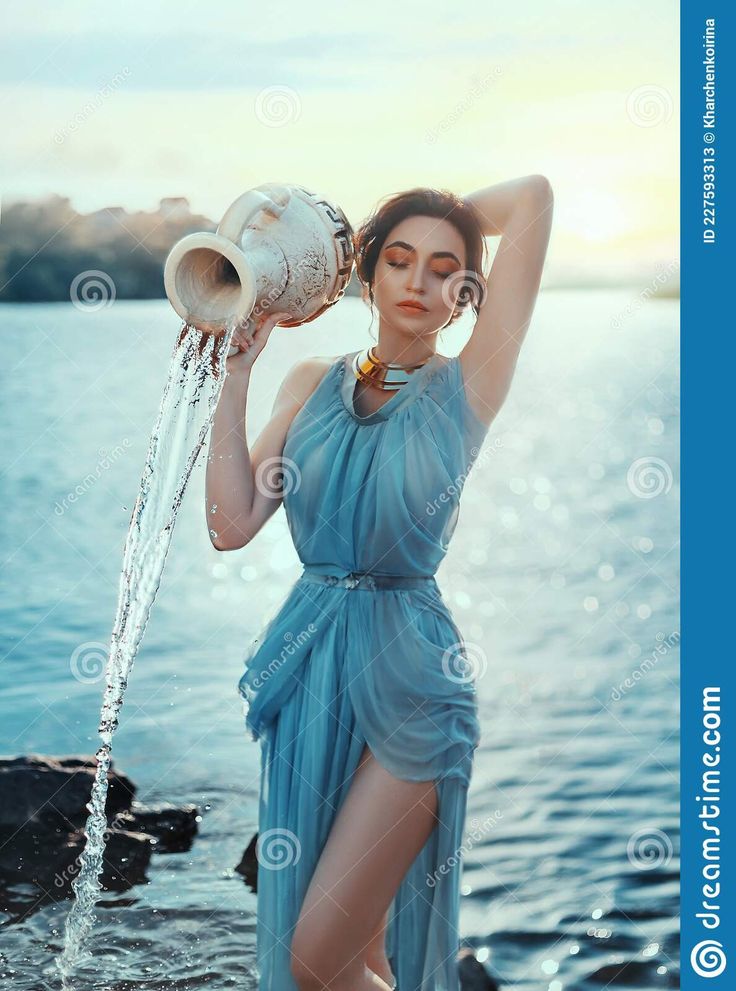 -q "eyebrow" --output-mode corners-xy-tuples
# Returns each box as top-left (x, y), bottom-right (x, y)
(384, 240), (462, 266)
